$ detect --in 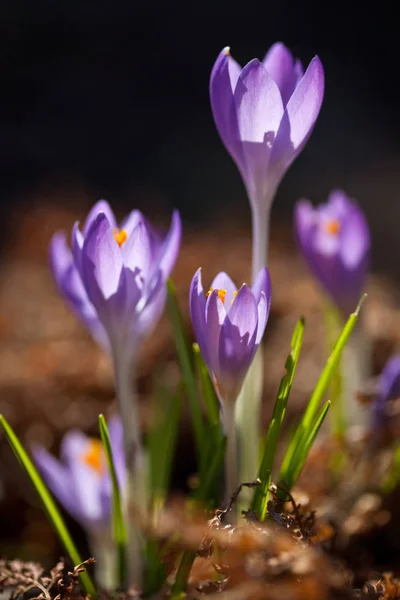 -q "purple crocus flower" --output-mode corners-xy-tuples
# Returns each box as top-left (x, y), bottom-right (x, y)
(295, 190), (370, 317)
(190, 267), (271, 402)
(33, 417), (124, 529)
(50, 199), (181, 356)
(210, 43), (324, 259)
(373, 355), (400, 432)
